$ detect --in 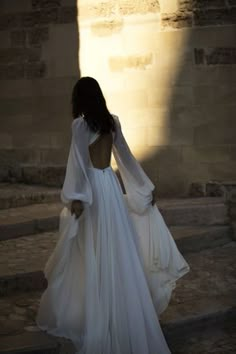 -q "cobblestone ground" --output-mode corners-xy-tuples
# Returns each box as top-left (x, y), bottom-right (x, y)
(169, 324), (236, 353)
(0, 291), (41, 335)
(0, 291), (235, 354)
(0, 243), (235, 352)
(161, 242), (236, 323)
(0, 231), (58, 276)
